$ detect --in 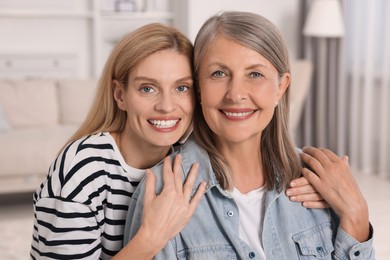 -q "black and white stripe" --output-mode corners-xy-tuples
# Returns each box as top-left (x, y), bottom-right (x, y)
(30, 132), (144, 259)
